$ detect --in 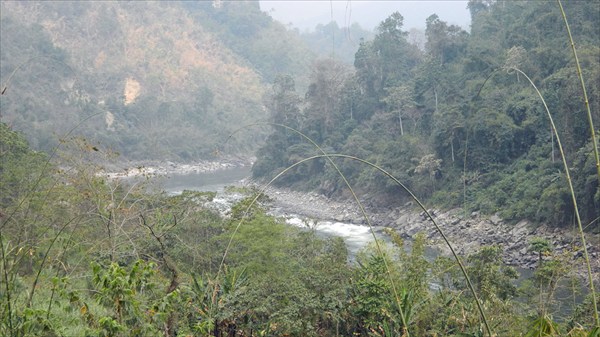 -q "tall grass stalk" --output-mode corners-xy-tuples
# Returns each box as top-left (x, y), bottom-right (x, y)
(221, 122), (411, 334)
(26, 215), (80, 308)
(0, 237), (15, 333)
(513, 67), (598, 327)
(554, 6), (600, 326)
(311, 153), (493, 336)
(1, 58), (97, 333)
(218, 145), (493, 335)
(491, 67), (599, 327)
(556, 2), (600, 325)
(557, 0), (600, 182)
(584, 217), (600, 231)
